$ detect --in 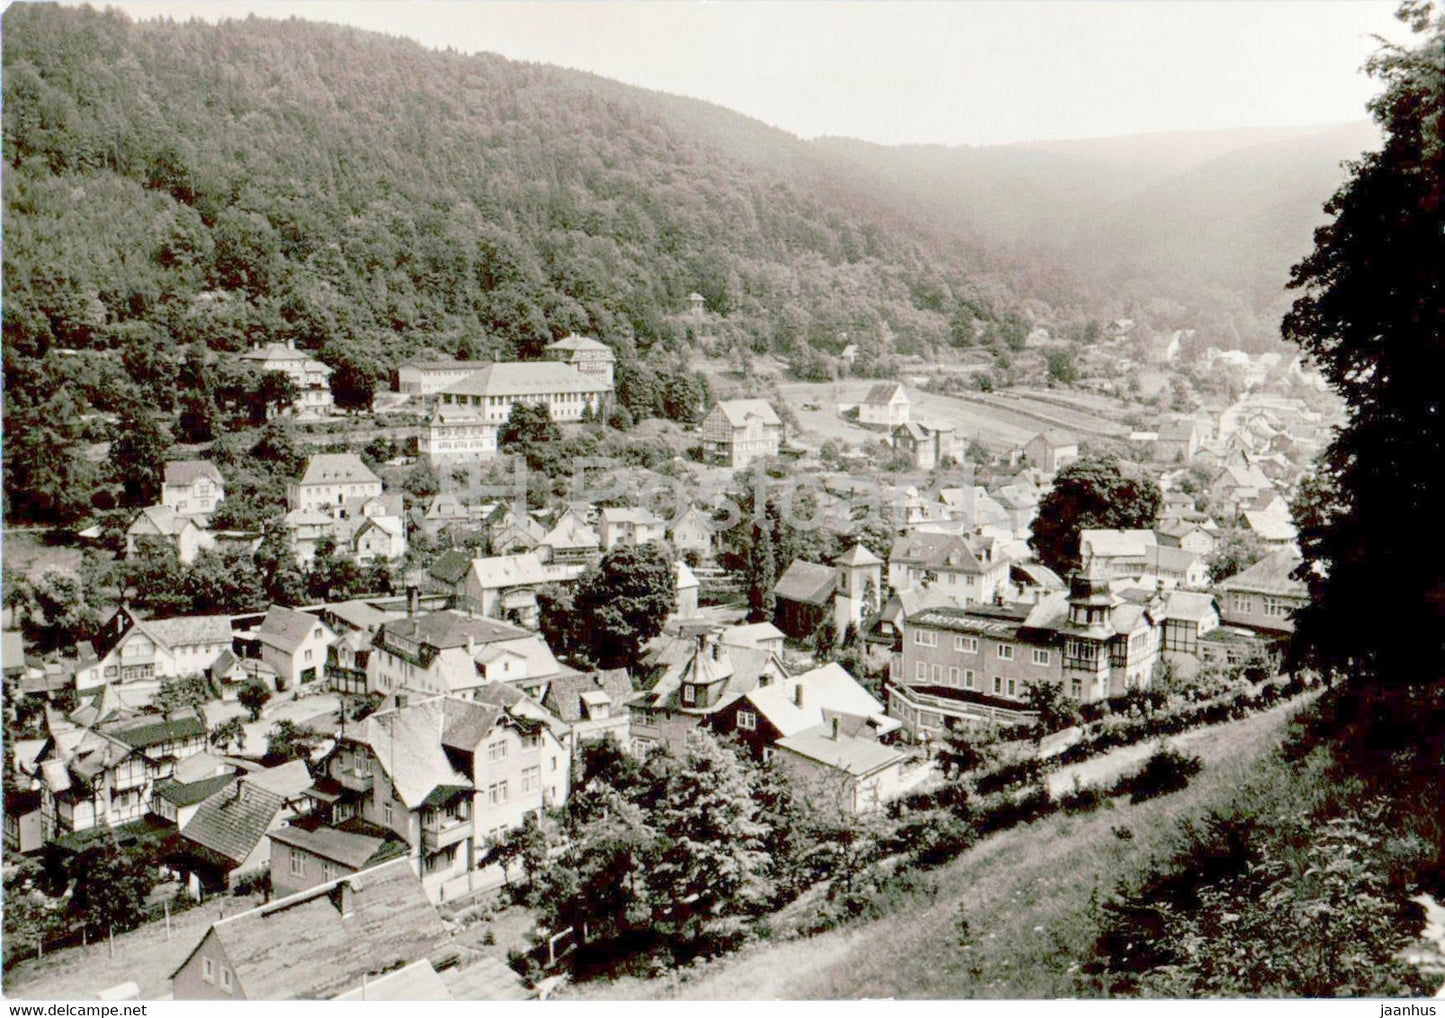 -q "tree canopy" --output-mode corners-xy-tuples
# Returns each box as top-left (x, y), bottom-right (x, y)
(573, 543), (675, 670)
(1281, 2), (1445, 683)
(1028, 456), (1163, 576)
